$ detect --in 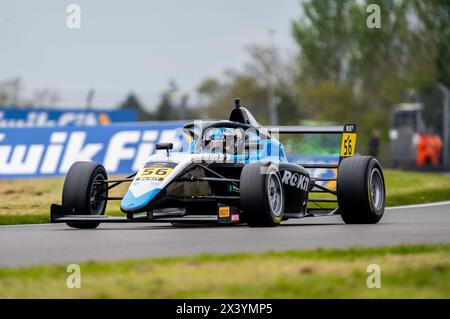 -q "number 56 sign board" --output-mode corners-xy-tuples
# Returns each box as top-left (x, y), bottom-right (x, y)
(340, 124), (357, 158)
